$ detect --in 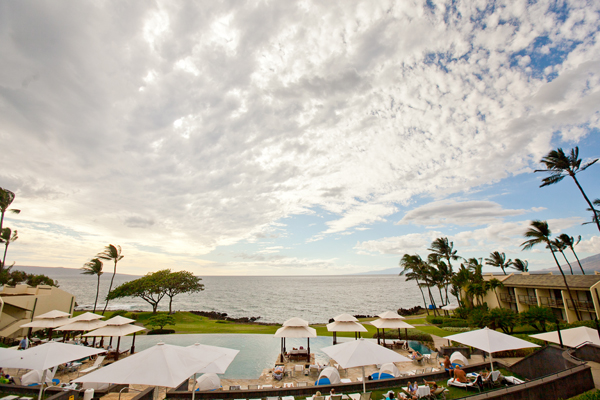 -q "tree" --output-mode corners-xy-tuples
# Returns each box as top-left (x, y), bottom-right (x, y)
(486, 278), (504, 309)
(535, 147), (599, 232)
(81, 258), (103, 313)
(551, 238), (574, 275)
(107, 270), (169, 313)
(521, 220), (580, 320)
(0, 187), (20, 237)
(485, 251), (511, 275)
(519, 306), (556, 332)
(0, 269), (58, 287)
(428, 238), (459, 303)
(97, 244), (124, 315)
(558, 234), (585, 275)
(163, 270), (204, 314)
(0, 228), (18, 272)
(400, 254), (430, 314)
(488, 308), (518, 334)
(146, 314), (176, 331)
(510, 259), (529, 272)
